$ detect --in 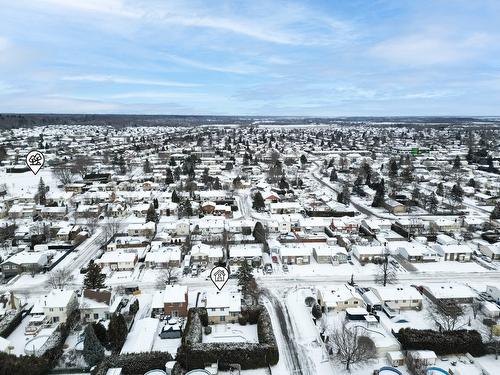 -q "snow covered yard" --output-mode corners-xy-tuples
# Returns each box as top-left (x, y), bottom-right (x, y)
(202, 322), (258, 344)
(413, 261), (487, 273)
